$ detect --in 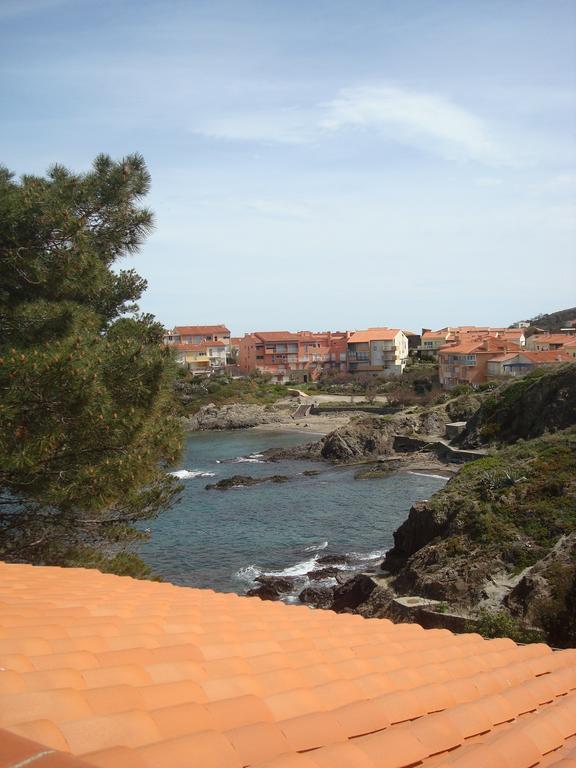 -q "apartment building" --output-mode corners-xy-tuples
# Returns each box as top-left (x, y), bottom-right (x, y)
(438, 337), (520, 388)
(165, 324), (231, 374)
(347, 328), (409, 376)
(238, 331), (349, 382)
